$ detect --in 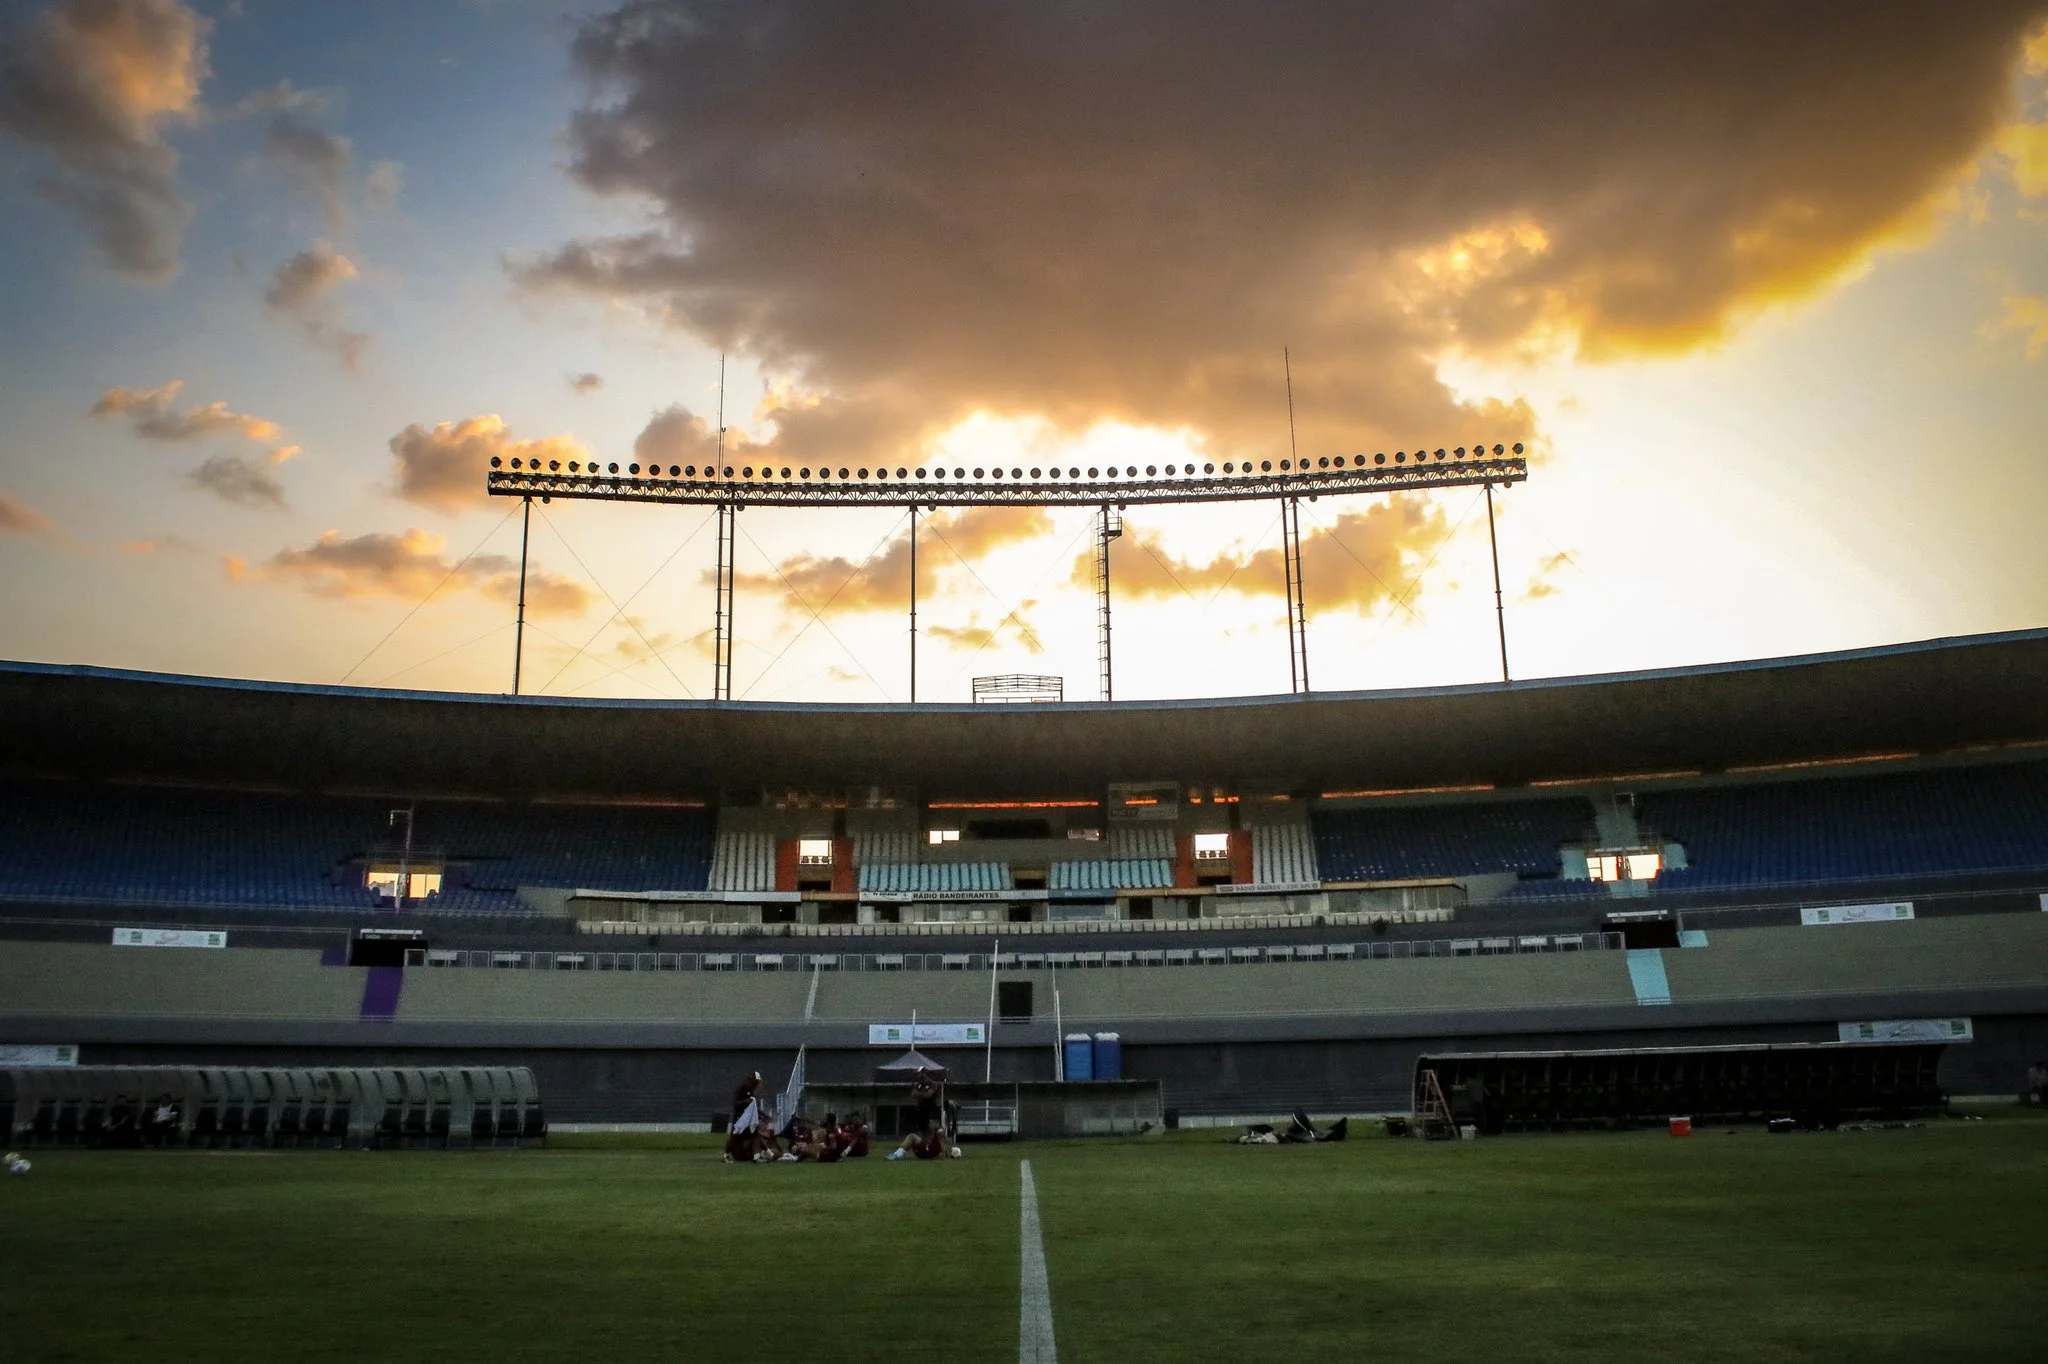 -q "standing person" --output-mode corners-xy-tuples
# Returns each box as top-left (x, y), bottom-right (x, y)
(911, 1067), (942, 1136)
(2027, 1060), (2047, 1106)
(724, 1071), (764, 1163)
